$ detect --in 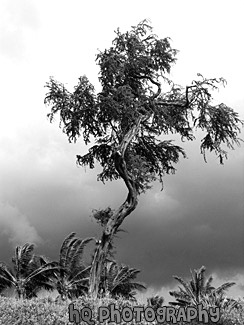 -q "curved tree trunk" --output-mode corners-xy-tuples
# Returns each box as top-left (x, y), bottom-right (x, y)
(89, 118), (142, 298)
